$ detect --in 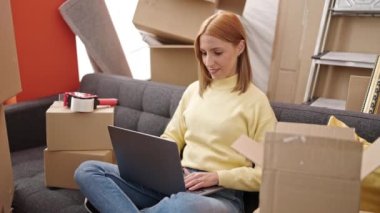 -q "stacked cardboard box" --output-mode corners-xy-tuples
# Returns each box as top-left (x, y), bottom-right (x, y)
(133, 0), (246, 86)
(44, 101), (115, 189)
(0, 0), (22, 211)
(233, 122), (380, 213)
